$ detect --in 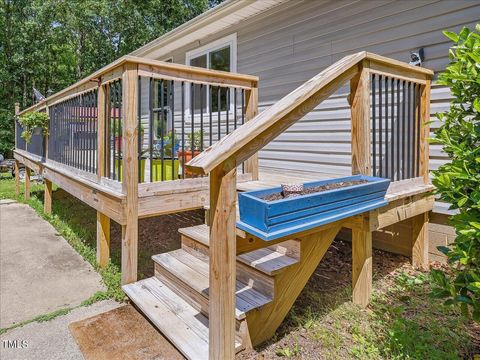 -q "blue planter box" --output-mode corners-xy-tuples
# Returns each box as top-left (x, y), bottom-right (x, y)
(237, 175), (390, 241)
